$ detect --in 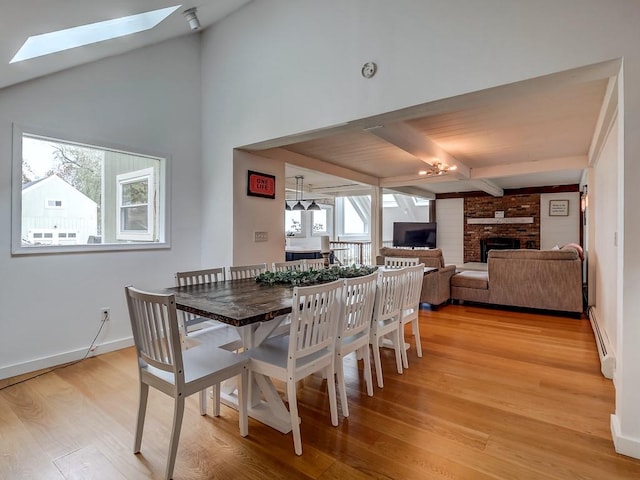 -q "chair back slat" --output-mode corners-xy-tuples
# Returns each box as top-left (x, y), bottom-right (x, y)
(229, 263), (268, 280)
(340, 272), (377, 339)
(175, 268), (226, 328)
(384, 257), (420, 268)
(289, 280), (343, 365)
(403, 264), (425, 310)
(125, 286), (183, 376)
(373, 268), (406, 323)
(176, 267), (225, 286)
(303, 258), (326, 271)
(272, 260), (304, 273)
